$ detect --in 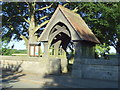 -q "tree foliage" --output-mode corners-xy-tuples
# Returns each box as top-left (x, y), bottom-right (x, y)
(1, 40), (16, 55)
(95, 43), (110, 58)
(2, 2), (58, 47)
(1, 2), (120, 54)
